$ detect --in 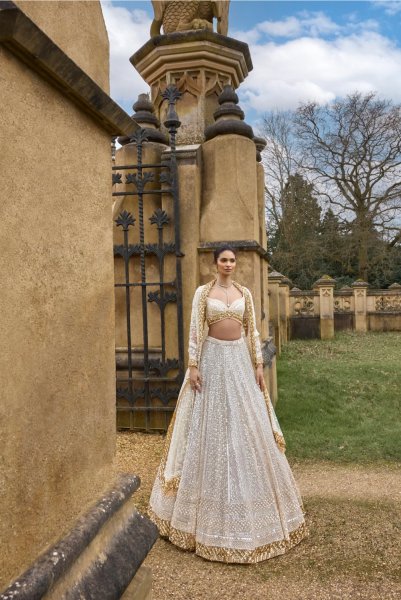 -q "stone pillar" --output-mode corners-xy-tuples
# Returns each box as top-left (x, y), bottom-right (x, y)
(352, 279), (369, 332)
(0, 2), (157, 596)
(199, 85), (272, 386)
(313, 275), (336, 339)
(279, 276), (291, 345)
(268, 271), (283, 355)
(130, 27), (278, 400)
(269, 355), (279, 407)
(255, 138), (269, 342)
